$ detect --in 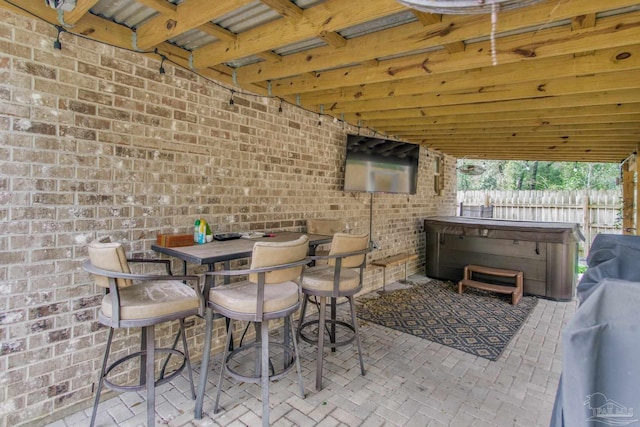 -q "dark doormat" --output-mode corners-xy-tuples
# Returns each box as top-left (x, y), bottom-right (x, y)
(356, 278), (538, 361)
